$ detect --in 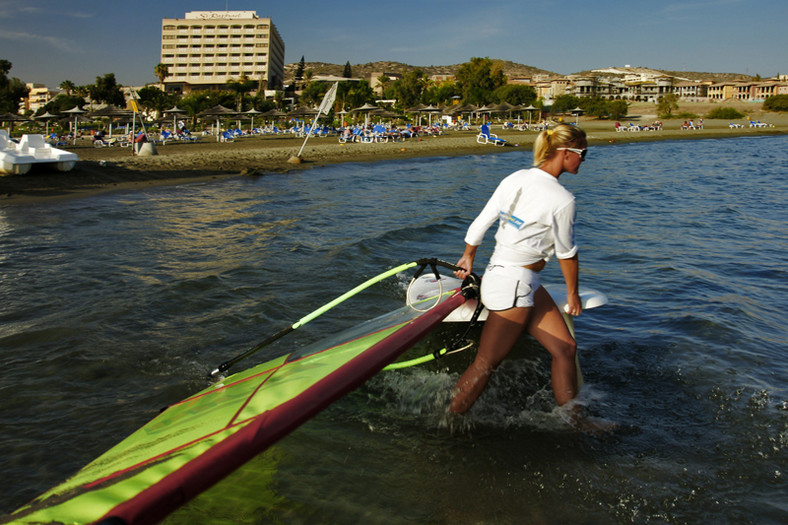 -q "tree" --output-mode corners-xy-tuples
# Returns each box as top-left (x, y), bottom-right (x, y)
(59, 80), (76, 96)
(706, 107), (745, 119)
(179, 89), (236, 119)
(340, 80), (374, 110)
(299, 81), (330, 107)
(137, 85), (179, 115)
(295, 56), (305, 81)
(608, 100), (629, 120)
(154, 63), (170, 84)
(550, 94), (580, 115)
(576, 96), (628, 120)
(252, 91), (276, 113)
(493, 84), (537, 105)
(422, 80), (459, 106)
(89, 73), (125, 106)
(763, 94), (788, 111)
(342, 61), (352, 78)
(455, 57), (507, 106)
(42, 93), (86, 114)
(657, 93), (679, 119)
(225, 75), (257, 111)
(390, 68), (427, 108)
(376, 74), (391, 96)
(0, 59), (29, 113)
